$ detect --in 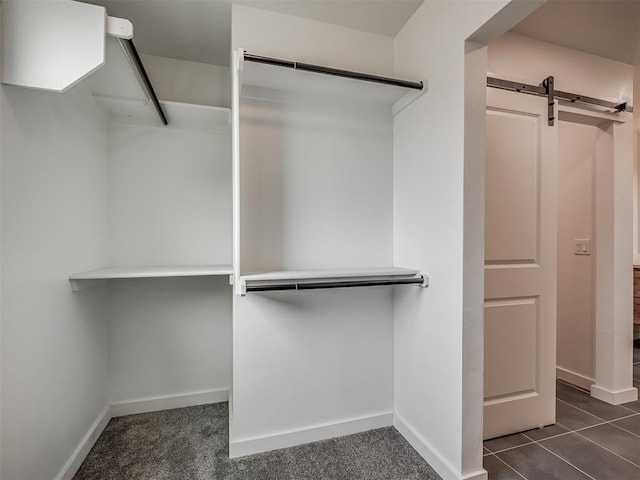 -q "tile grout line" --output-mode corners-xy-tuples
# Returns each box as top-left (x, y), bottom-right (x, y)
(485, 380), (639, 478)
(488, 424), (639, 480)
(558, 412), (640, 438)
(559, 380), (639, 415)
(521, 429), (573, 443)
(607, 413), (640, 441)
(484, 439), (535, 455)
(510, 414), (640, 477)
(556, 416), (612, 434)
(556, 397), (632, 421)
(570, 428), (640, 470)
(609, 420), (640, 440)
(534, 441), (598, 480)
(558, 372), (640, 466)
(491, 453), (528, 480)
(619, 402), (640, 415)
